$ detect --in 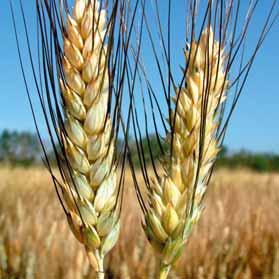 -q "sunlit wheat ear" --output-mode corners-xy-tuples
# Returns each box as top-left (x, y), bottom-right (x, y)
(142, 27), (228, 278)
(59, 1), (119, 277)
(127, 1), (277, 278)
(11, 0), (135, 277)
